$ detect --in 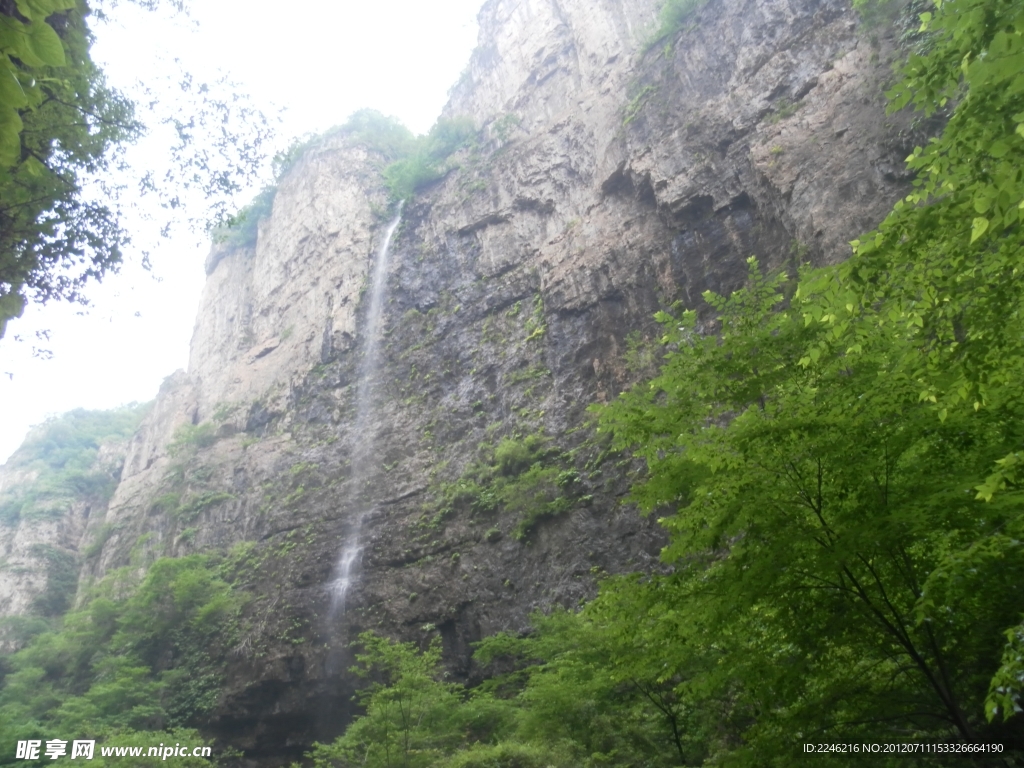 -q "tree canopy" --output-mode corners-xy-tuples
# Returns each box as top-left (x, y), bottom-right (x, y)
(0, 0), (272, 338)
